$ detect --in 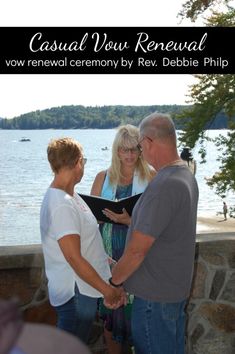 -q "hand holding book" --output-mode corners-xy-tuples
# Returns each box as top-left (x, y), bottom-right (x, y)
(102, 207), (131, 225)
